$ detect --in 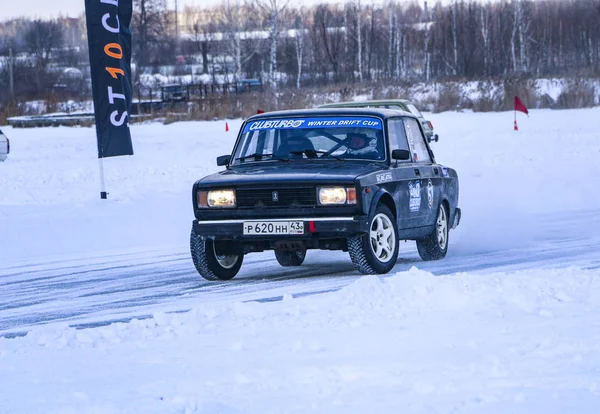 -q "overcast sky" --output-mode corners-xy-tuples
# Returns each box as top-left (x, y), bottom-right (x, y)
(3, 0), (468, 21)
